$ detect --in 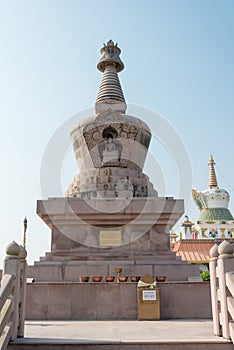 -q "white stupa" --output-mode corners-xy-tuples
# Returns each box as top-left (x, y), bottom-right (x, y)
(192, 155), (234, 239)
